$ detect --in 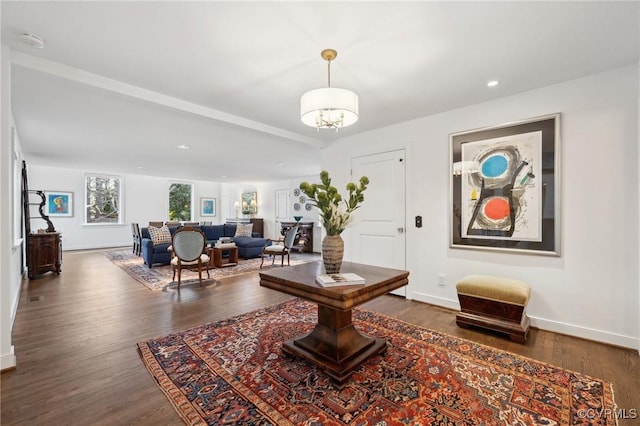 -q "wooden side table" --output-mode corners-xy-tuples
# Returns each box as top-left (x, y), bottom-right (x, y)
(209, 246), (238, 268)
